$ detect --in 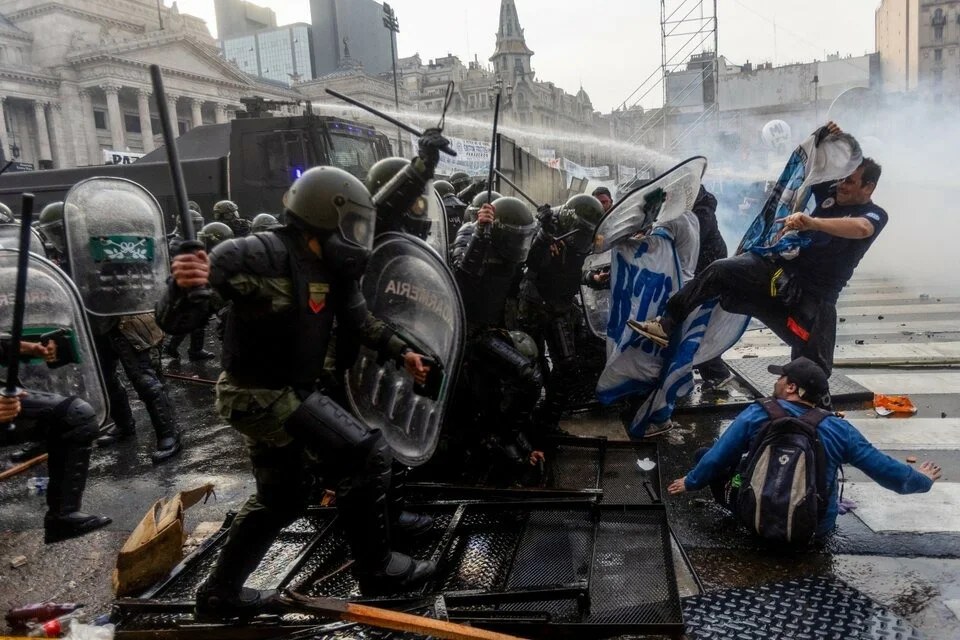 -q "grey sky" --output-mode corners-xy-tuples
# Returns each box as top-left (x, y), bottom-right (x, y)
(175, 0), (879, 112)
